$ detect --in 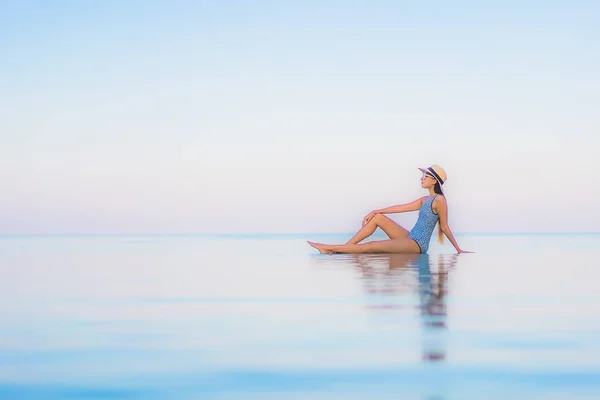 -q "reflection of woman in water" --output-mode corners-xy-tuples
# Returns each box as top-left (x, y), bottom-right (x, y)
(308, 165), (472, 254)
(352, 253), (457, 362)
(418, 254), (454, 362)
